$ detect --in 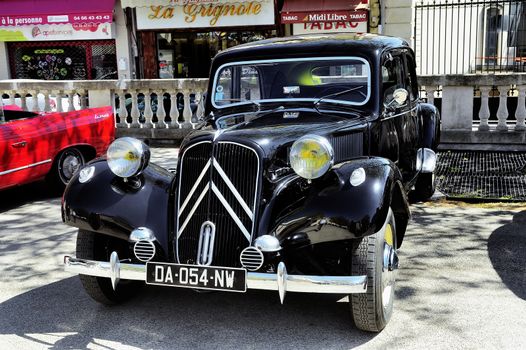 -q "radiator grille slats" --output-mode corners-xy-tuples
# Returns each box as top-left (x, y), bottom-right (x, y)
(176, 141), (259, 267)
